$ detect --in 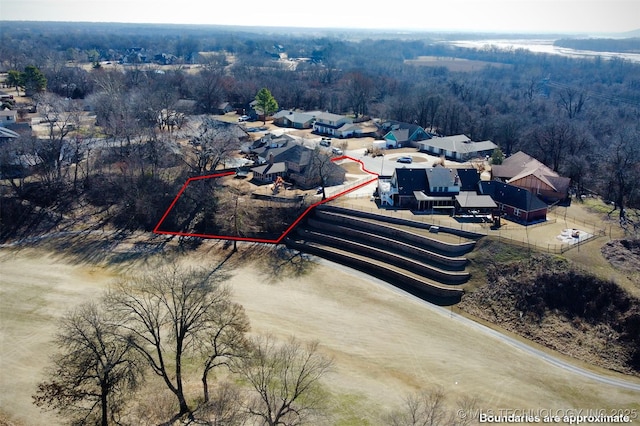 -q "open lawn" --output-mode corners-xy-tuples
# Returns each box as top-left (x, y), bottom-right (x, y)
(2, 226), (639, 424)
